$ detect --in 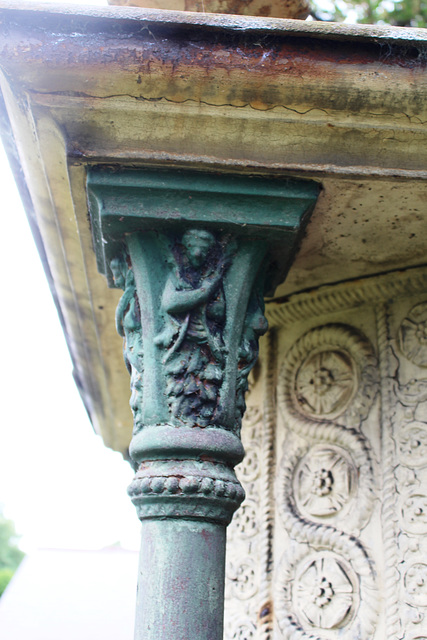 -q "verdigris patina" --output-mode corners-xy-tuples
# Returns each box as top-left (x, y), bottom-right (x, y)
(88, 168), (319, 640)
